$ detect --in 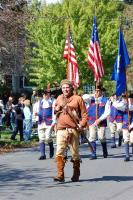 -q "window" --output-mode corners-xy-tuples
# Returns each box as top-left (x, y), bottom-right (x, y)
(83, 84), (95, 94)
